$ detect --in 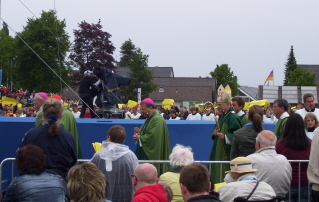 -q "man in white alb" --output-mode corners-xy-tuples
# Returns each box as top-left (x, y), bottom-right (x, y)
(296, 93), (319, 120)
